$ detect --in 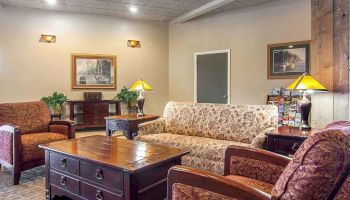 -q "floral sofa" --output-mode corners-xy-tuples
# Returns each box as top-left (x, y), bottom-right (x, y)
(135, 101), (278, 175)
